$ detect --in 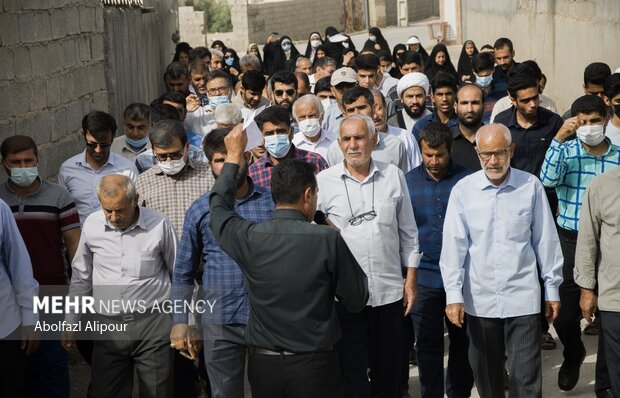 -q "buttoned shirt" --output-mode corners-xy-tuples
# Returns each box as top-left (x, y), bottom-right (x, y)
(440, 168), (563, 318)
(386, 125), (422, 171)
(321, 104), (344, 141)
(172, 179), (274, 325)
(292, 130), (333, 160)
(412, 112), (459, 141)
(317, 160), (421, 307)
(111, 135), (151, 161)
(406, 163), (471, 289)
(574, 168), (620, 311)
(449, 125), (482, 172)
(326, 132), (410, 172)
(494, 106), (564, 175)
(0, 199), (38, 338)
(58, 151), (138, 223)
(540, 138), (620, 231)
(66, 207), (176, 323)
(606, 119), (620, 146)
(135, 159), (215, 236)
(249, 146), (328, 190)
